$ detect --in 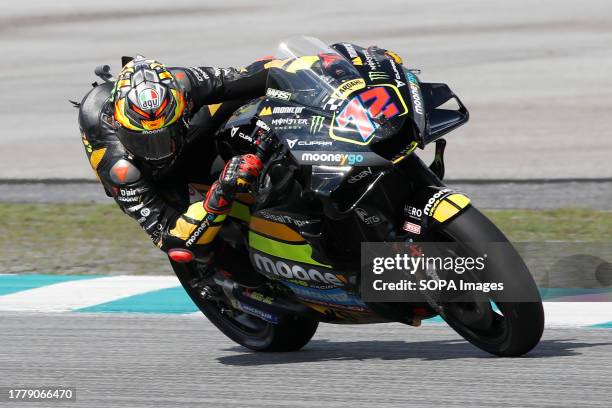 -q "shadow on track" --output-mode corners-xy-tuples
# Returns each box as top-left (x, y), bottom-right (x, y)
(217, 338), (612, 366)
